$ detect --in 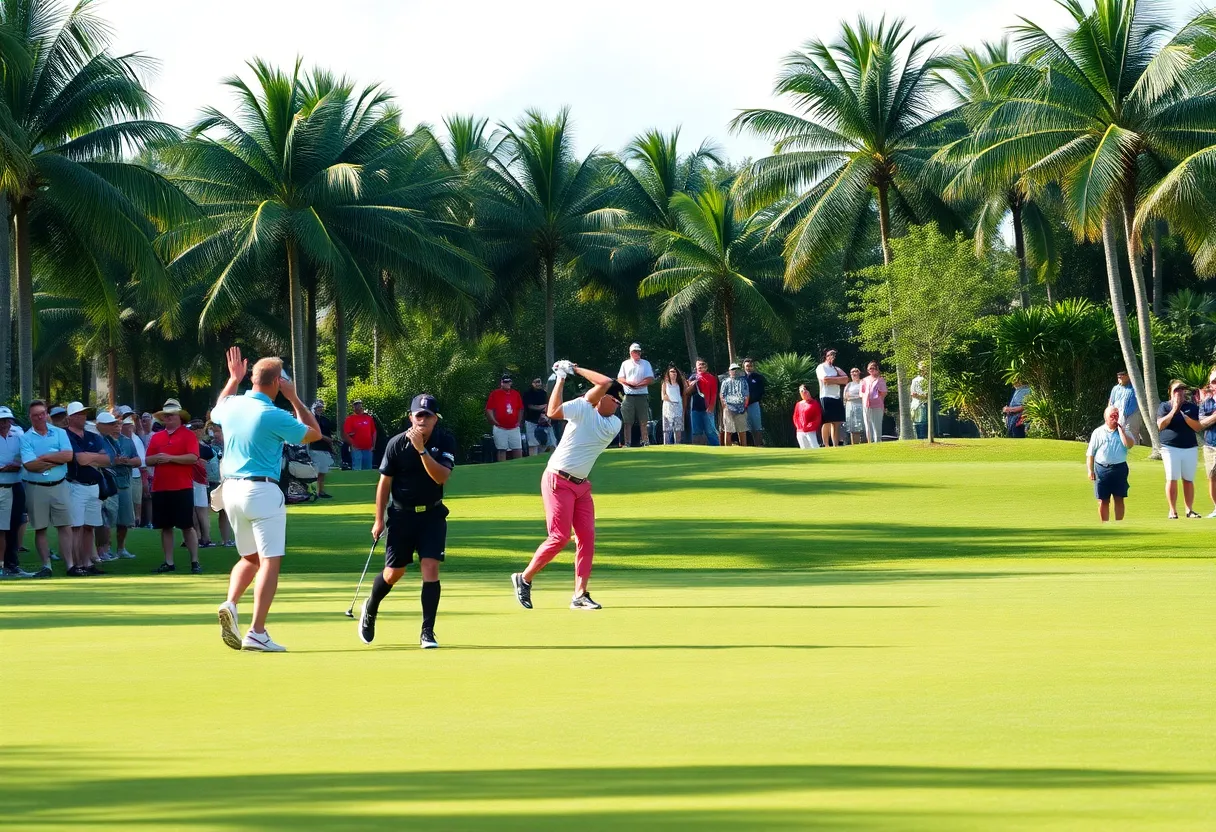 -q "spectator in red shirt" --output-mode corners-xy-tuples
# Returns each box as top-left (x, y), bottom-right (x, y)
(145, 399), (202, 573)
(486, 374), (524, 462)
(343, 400), (377, 471)
(688, 358), (720, 446)
(794, 384), (823, 449)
